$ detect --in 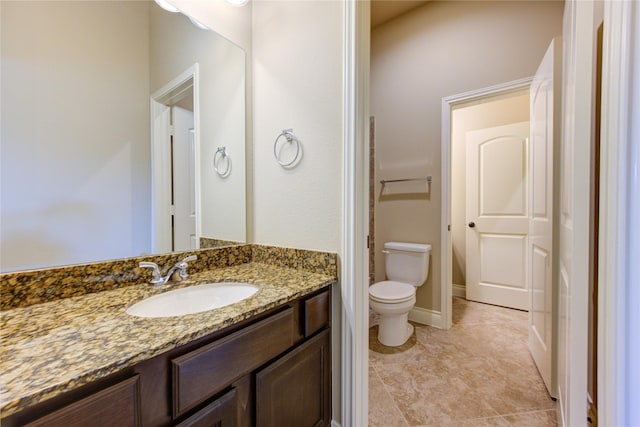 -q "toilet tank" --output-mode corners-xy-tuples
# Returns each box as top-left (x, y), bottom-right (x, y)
(384, 242), (432, 287)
